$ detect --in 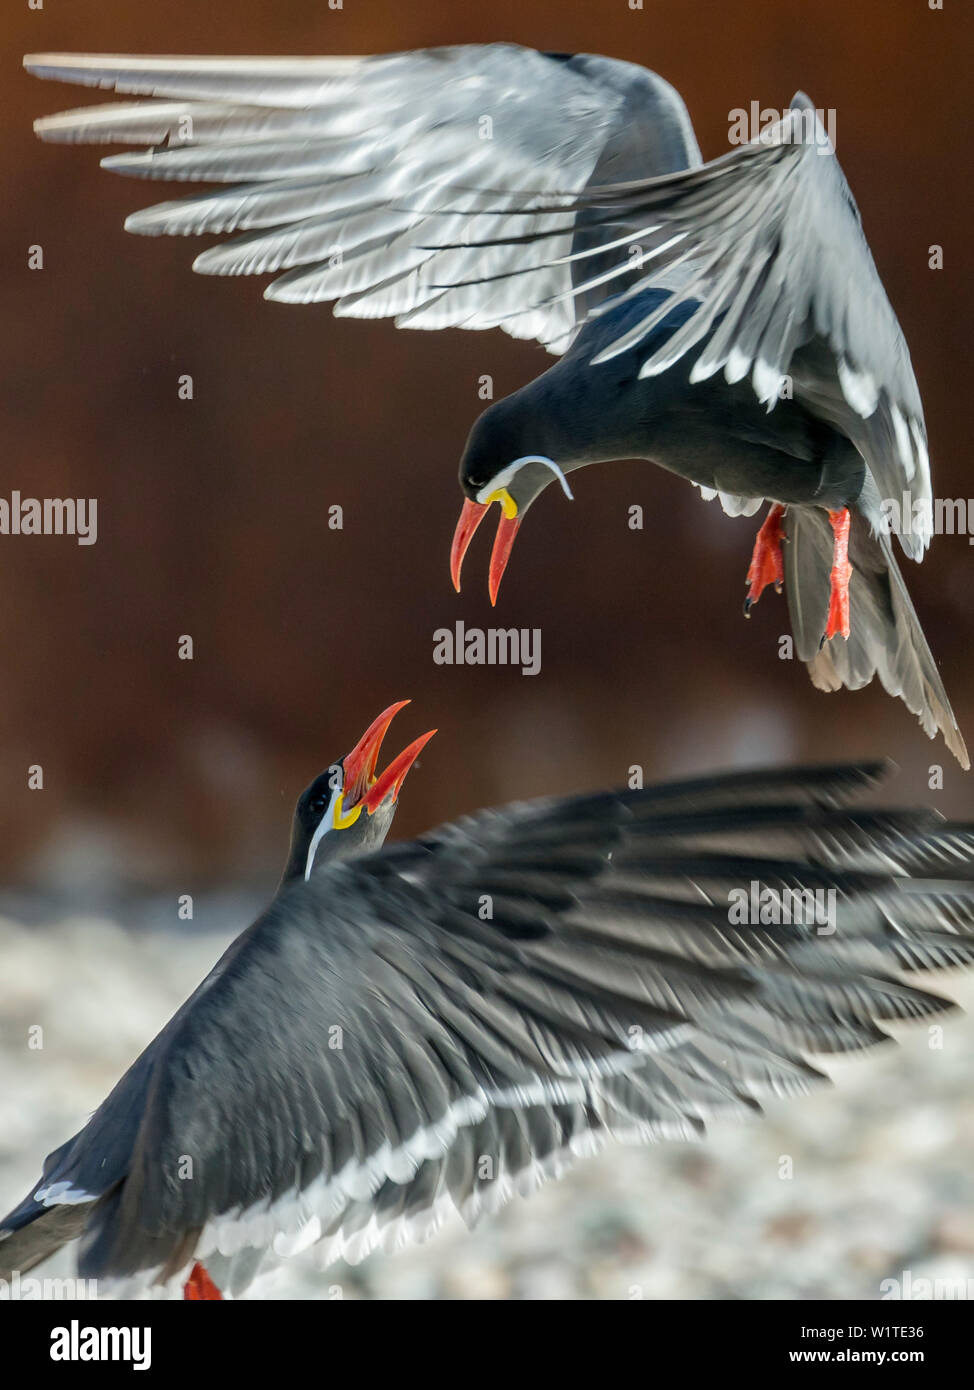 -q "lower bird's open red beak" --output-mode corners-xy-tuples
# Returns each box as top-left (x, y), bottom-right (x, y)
(343, 700), (436, 814)
(450, 496), (521, 607)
